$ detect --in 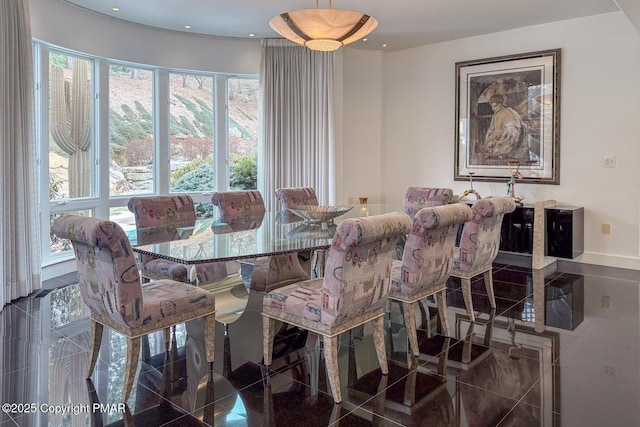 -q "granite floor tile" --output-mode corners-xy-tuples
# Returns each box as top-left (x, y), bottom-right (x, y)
(1, 261), (638, 426)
